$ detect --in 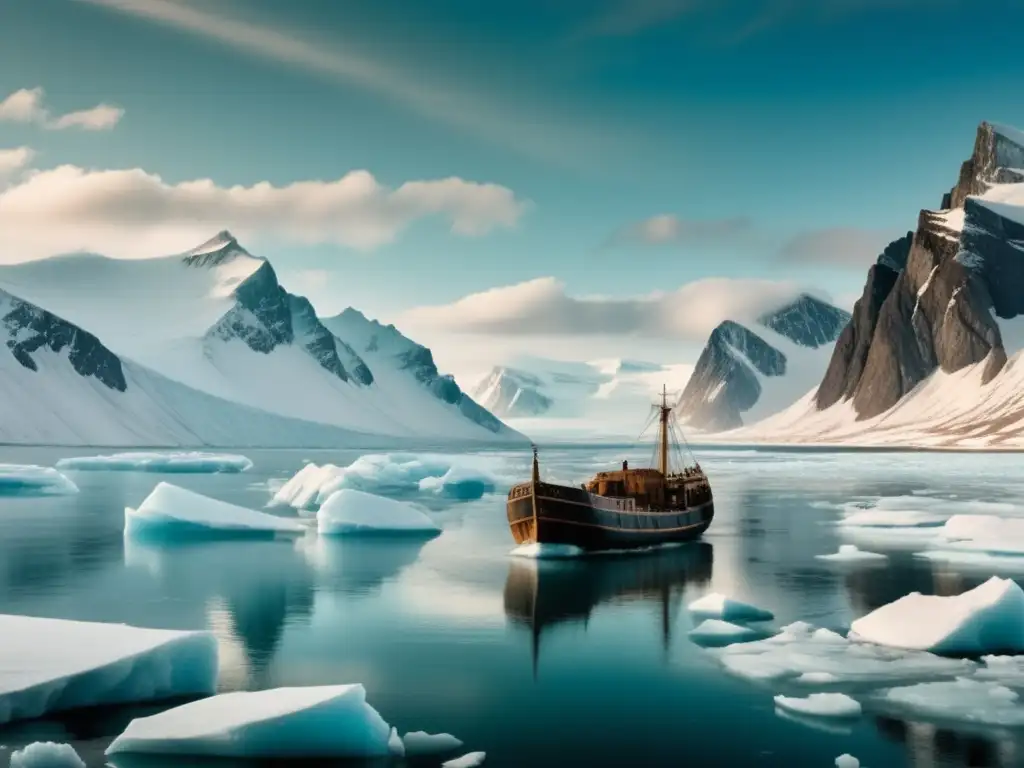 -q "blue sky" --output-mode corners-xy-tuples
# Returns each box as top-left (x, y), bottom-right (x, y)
(1, 0), (1023, 377)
